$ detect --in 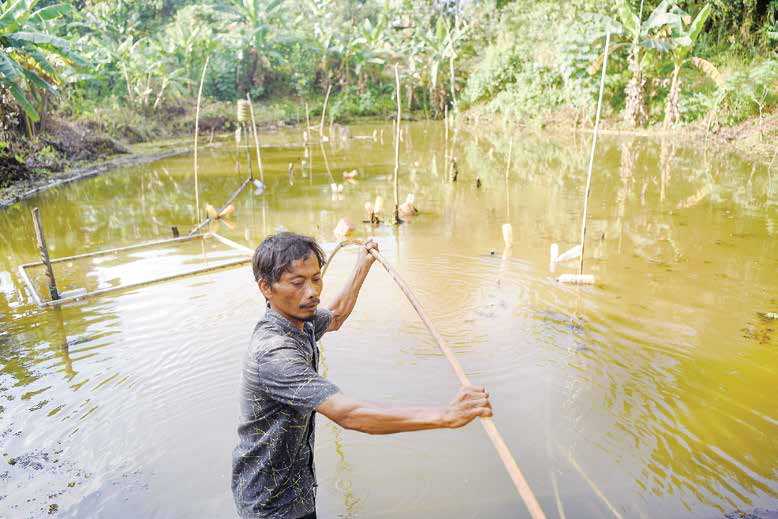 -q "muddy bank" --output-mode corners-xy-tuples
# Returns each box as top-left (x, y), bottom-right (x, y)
(0, 144), (192, 209)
